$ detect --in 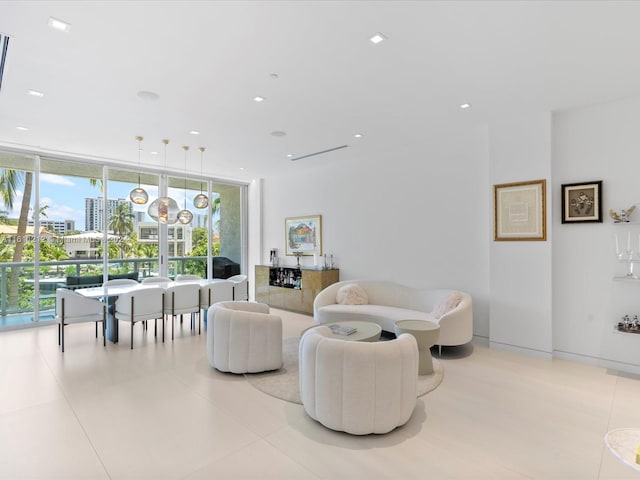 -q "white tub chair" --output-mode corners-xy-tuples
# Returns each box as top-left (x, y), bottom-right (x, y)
(299, 326), (418, 435)
(207, 301), (282, 374)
